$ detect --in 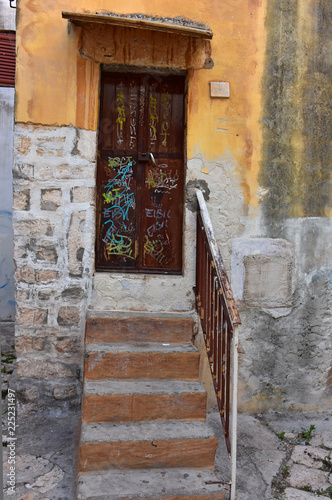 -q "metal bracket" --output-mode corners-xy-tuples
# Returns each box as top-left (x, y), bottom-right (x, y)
(138, 152), (149, 162)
